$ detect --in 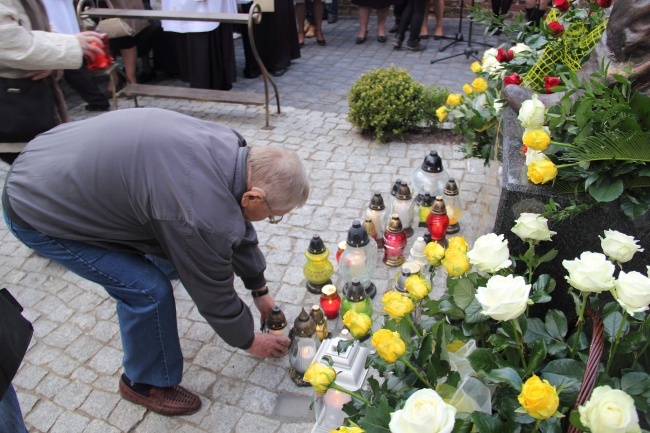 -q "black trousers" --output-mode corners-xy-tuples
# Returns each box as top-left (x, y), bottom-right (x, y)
(63, 63), (108, 107)
(397, 0), (427, 43)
